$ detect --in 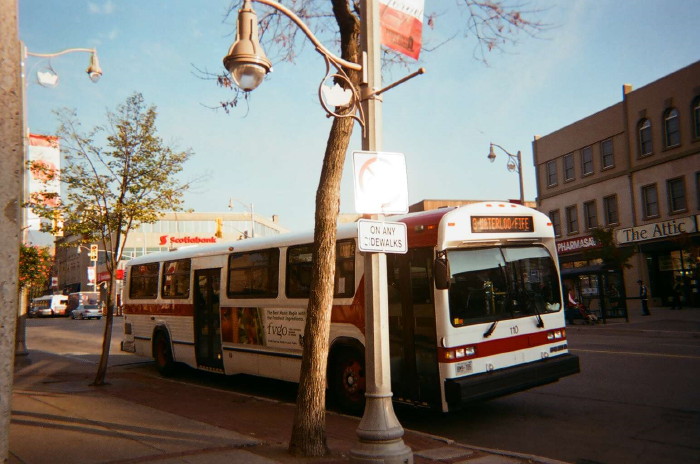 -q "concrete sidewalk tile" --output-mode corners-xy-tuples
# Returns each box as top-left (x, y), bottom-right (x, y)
(10, 386), (259, 463)
(415, 446), (475, 460)
(119, 448), (281, 464)
(457, 455), (522, 464)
